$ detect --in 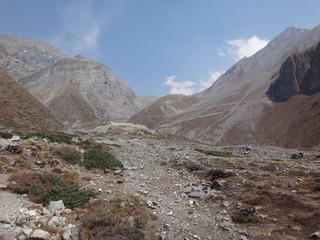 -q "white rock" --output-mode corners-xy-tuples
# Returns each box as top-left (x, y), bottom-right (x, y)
(22, 225), (33, 237)
(48, 200), (65, 214)
(31, 229), (51, 240)
(10, 135), (20, 141)
(27, 209), (37, 216)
